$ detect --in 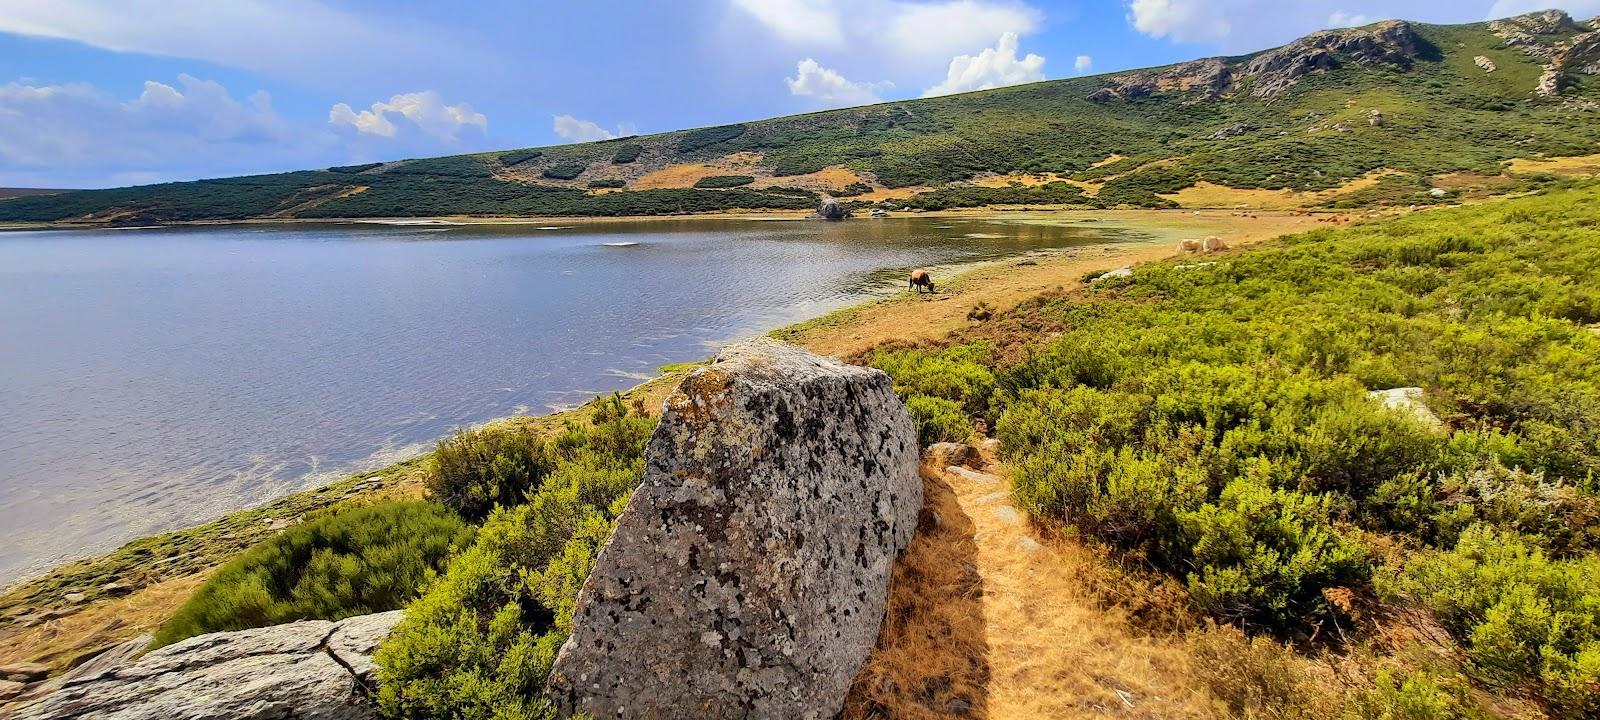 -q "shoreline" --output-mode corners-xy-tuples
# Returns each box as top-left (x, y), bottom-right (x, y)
(0, 207), (1319, 671)
(0, 203), (1356, 234)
